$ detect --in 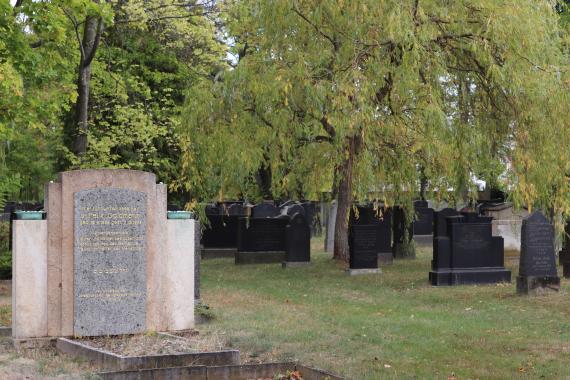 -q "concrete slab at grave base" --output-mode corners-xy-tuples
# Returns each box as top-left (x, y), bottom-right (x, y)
(201, 248), (237, 259)
(516, 276), (560, 295)
(56, 337), (240, 371)
(235, 251), (285, 265)
(282, 261), (311, 268)
(346, 268), (381, 276)
(98, 362), (345, 380)
(429, 267), (512, 286)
